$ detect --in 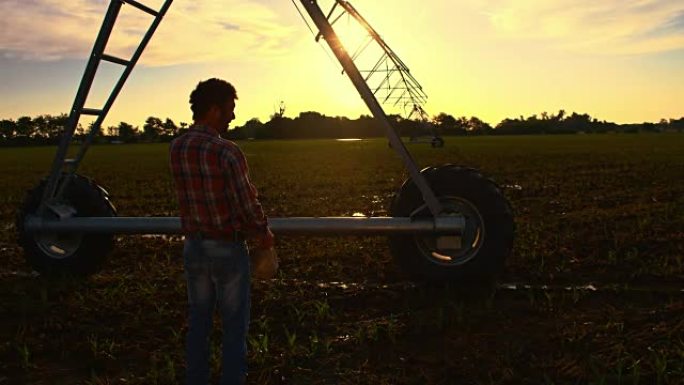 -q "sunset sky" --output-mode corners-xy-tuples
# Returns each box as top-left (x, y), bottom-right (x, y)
(1, 0), (683, 128)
